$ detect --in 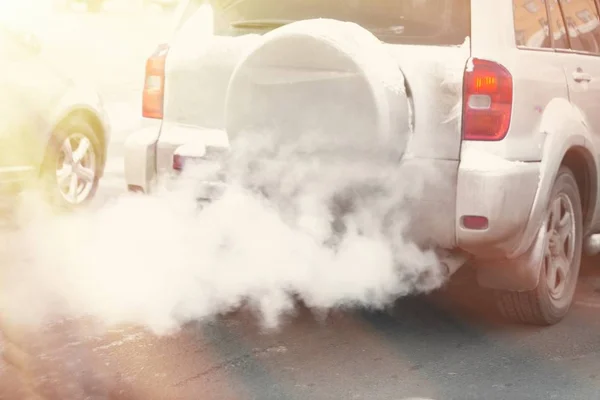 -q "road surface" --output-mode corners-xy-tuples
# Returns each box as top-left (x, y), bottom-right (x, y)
(1, 267), (600, 399)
